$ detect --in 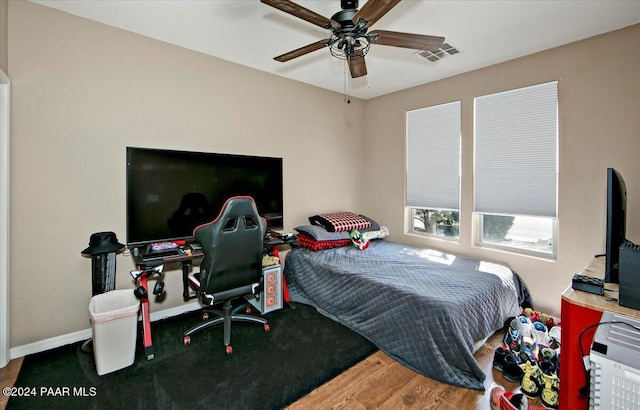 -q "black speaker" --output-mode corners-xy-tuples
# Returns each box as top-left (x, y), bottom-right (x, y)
(619, 241), (640, 309)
